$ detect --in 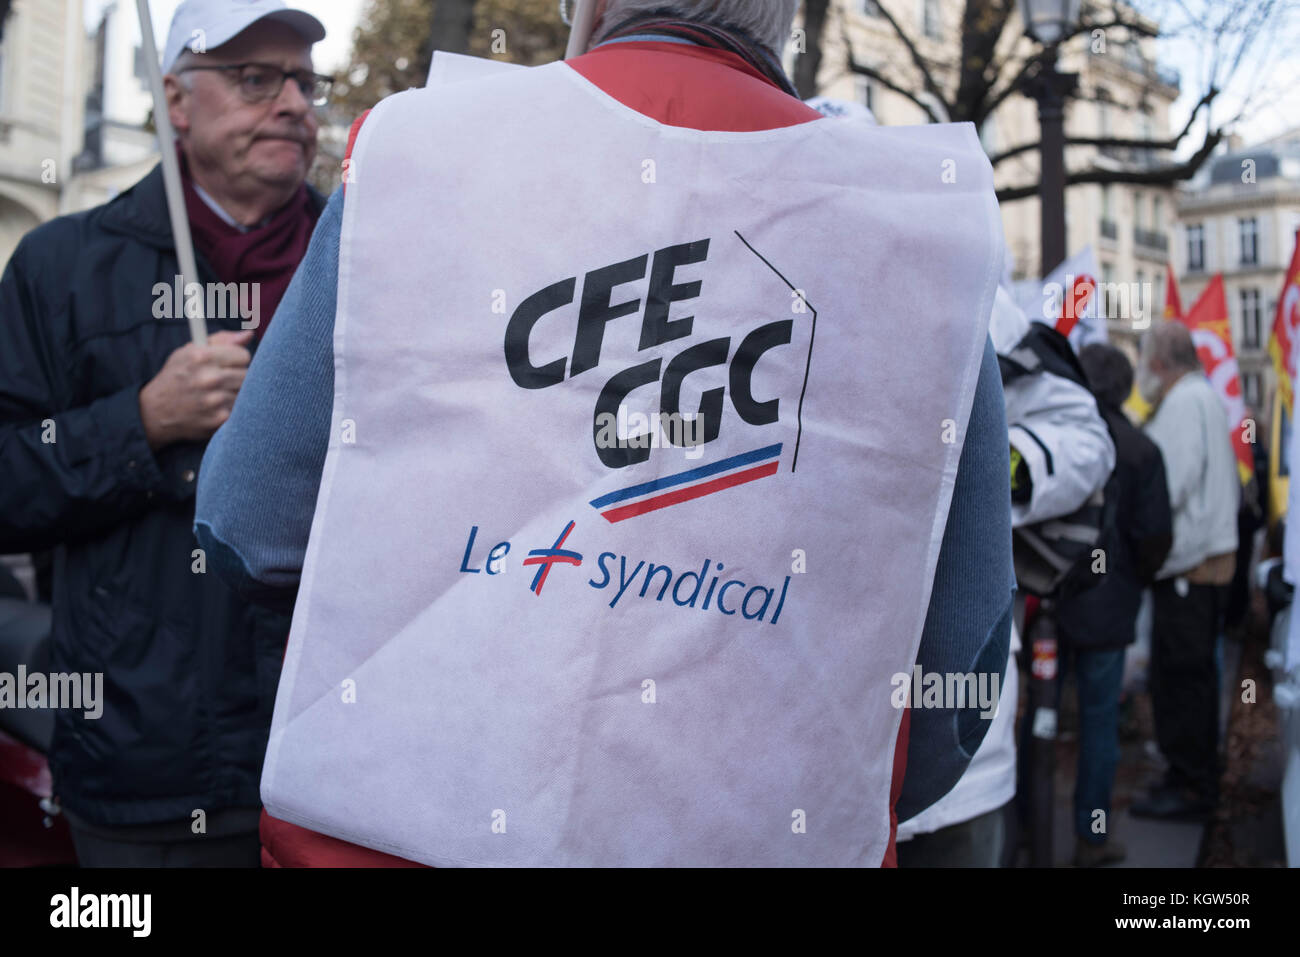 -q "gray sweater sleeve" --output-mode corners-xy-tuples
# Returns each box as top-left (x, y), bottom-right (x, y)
(194, 186), (344, 613)
(896, 336), (1016, 821)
